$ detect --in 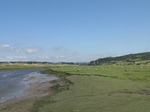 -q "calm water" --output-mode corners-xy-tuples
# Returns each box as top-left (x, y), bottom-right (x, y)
(0, 69), (57, 103)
